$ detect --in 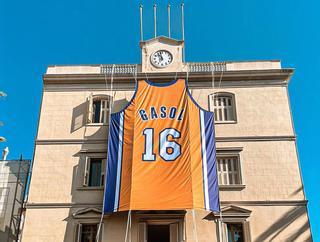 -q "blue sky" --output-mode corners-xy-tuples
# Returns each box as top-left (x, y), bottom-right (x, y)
(0, 0), (318, 240)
